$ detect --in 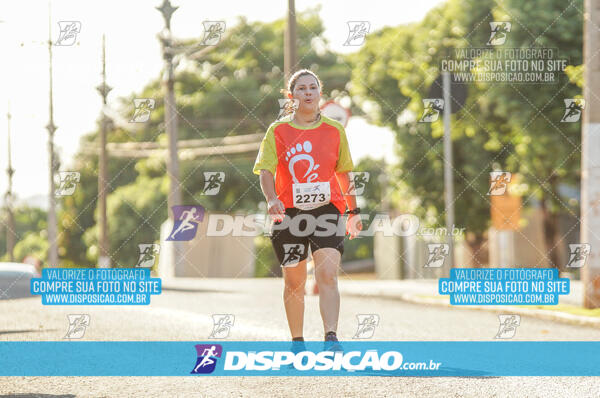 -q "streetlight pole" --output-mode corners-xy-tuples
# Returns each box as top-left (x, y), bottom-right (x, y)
(582, 0), (600, 308)
(96, 34), (112, 268)
(284, 0), (297, 82)
(443, 72), (454, 268)
(157, 0), (183, 275)
(46, 4), (59, 266)
(5, 103), (15, 262)
(266, 0), (297, 279)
